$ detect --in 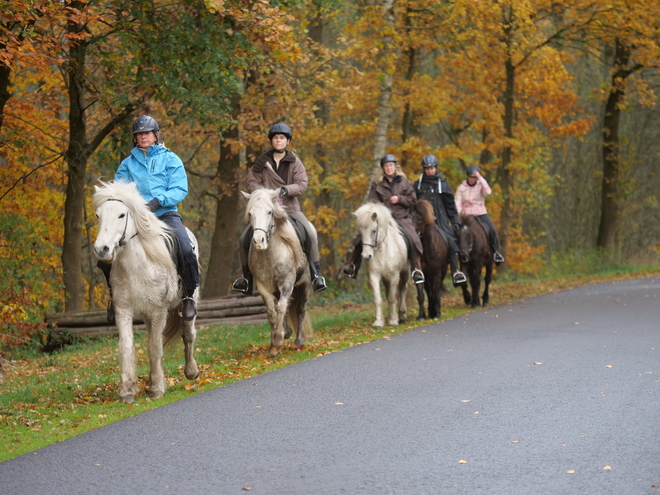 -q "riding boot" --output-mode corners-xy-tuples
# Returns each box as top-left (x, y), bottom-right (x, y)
(232, 266), (253, 295)
(311, 261), (327, 292)
(342, 239), (363, 279)
(181, 297), (197, 321)
(106, 298), (115, 325)
(450, 252), (467, 287)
